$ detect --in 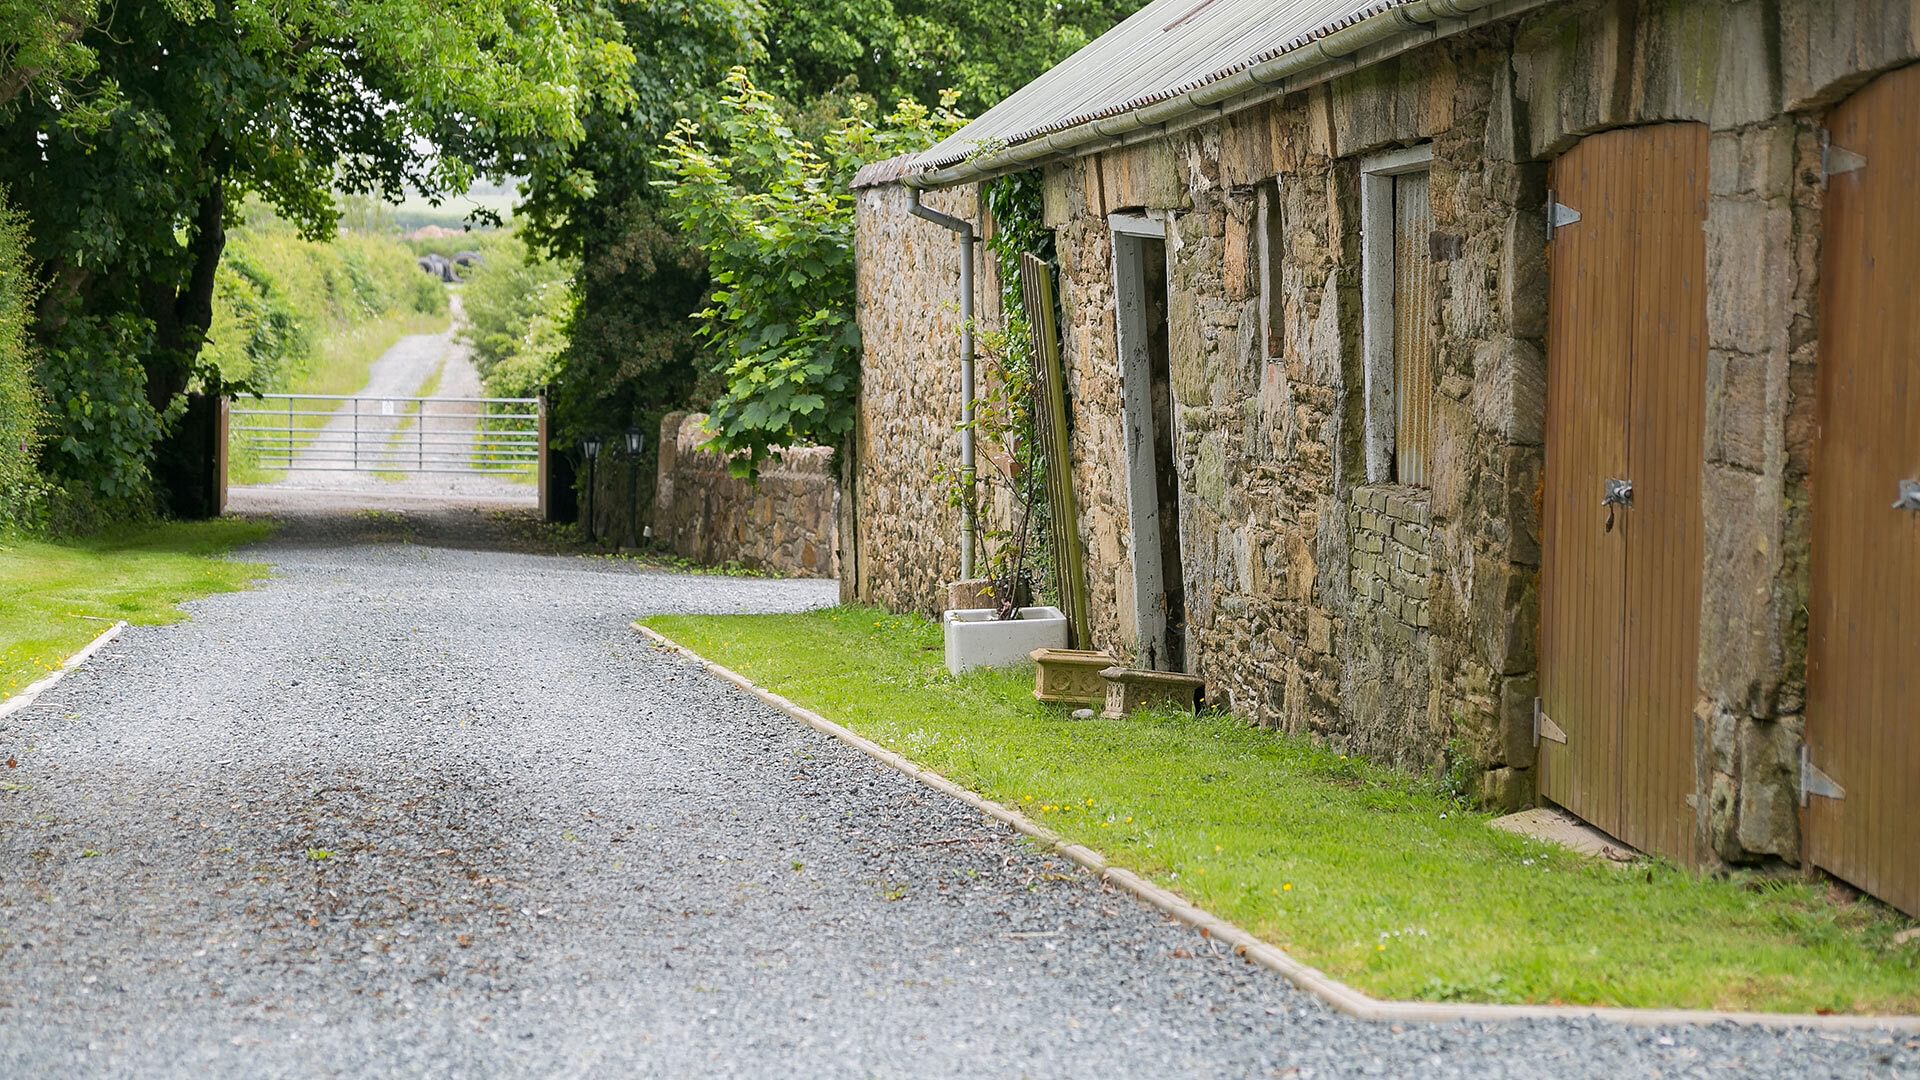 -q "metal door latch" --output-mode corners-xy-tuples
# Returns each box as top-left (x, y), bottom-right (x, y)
(1602, 478), (1633, 532)
(1894, 479), (1920, 512)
